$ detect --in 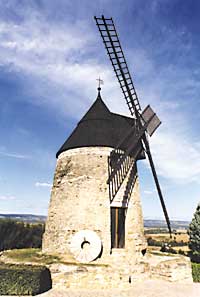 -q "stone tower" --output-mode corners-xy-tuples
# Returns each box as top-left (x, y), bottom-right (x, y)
(43, 89), (147, 287)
